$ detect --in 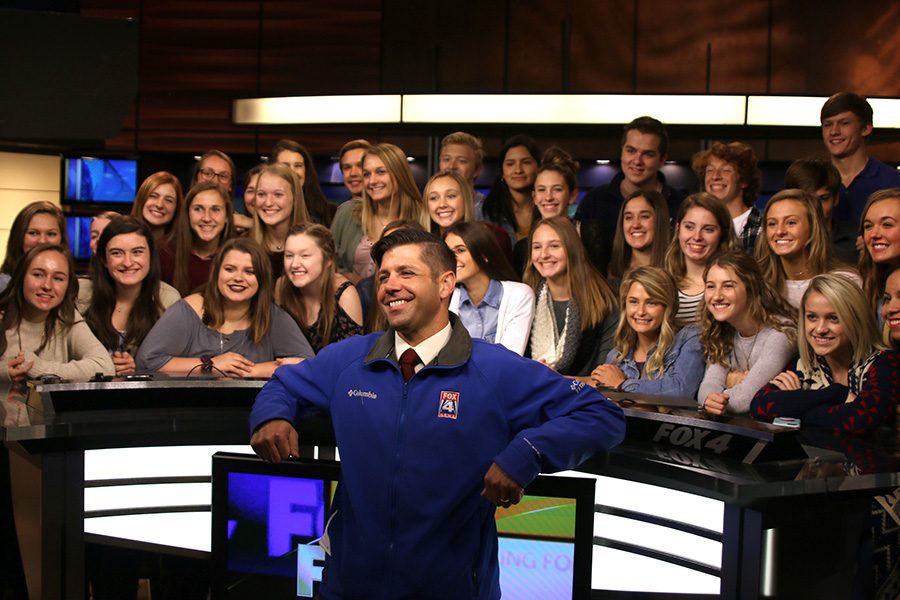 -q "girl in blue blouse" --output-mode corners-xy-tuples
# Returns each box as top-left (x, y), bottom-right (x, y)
(592, 266), (704, 397)
(444, 221), (534, 356)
